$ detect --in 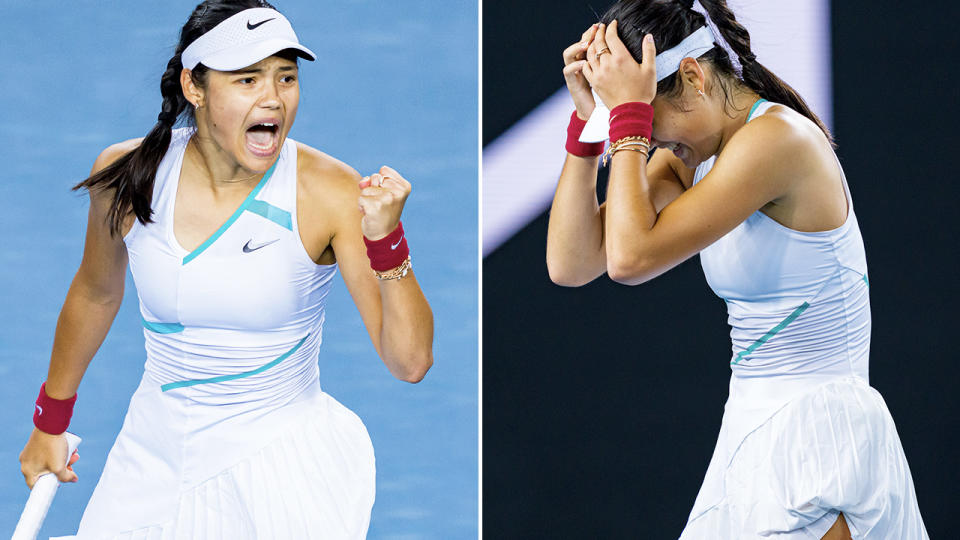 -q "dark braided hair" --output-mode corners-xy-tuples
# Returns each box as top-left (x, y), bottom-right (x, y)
(600, 0), (835, 147)
(74, 0), (278, 235)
